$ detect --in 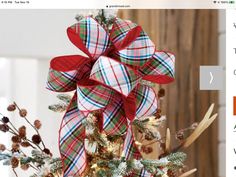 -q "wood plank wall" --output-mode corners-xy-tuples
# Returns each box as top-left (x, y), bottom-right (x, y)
(119, 10), (219, 177)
